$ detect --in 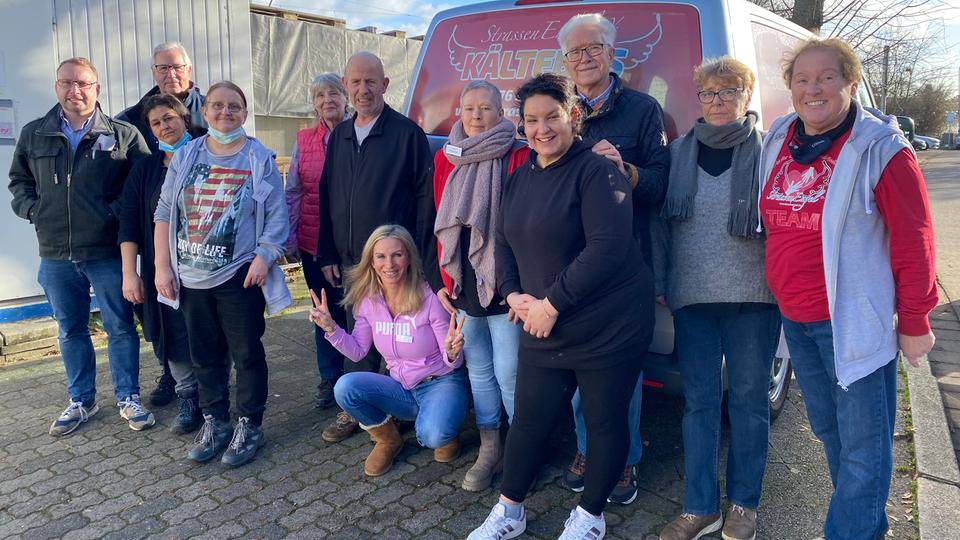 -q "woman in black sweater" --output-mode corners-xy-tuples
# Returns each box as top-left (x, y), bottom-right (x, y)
(469, 74), (654, 540)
